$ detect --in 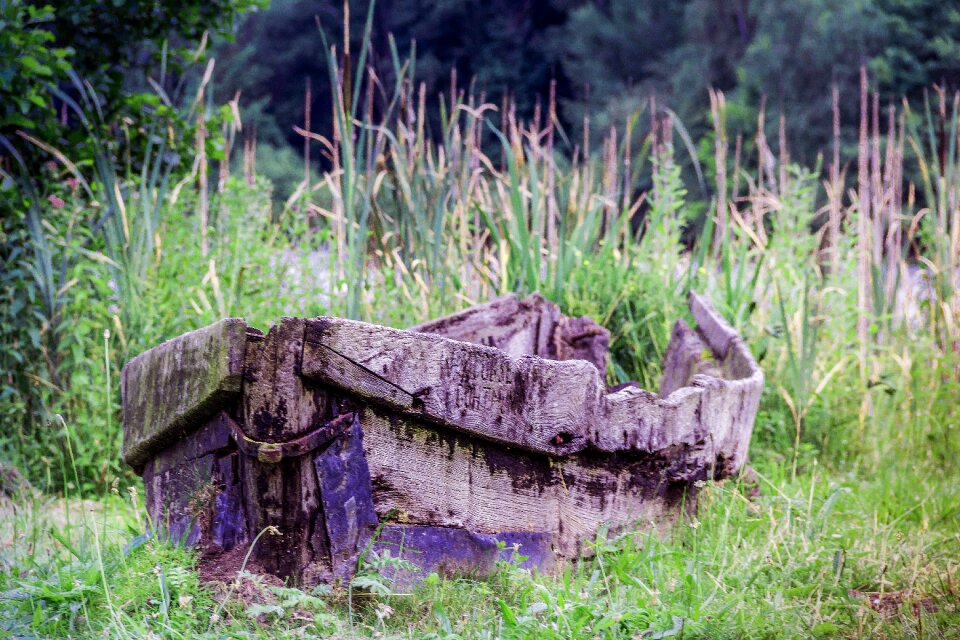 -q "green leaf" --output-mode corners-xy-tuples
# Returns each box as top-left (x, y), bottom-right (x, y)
(246, 603), (284, 618)
(499, 599), (519, 626)
(20, 55), (52, 77)
(0, 113), (35, 128)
